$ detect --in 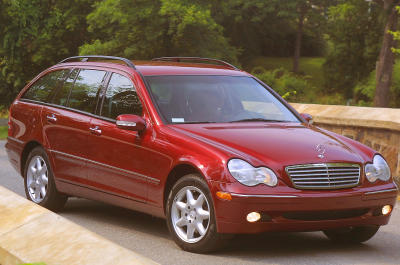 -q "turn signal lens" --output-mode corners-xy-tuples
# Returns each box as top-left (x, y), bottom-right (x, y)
(216, 191), (232, 201)
(382, 205), (392, 215)
(246, 212), (261, 223)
